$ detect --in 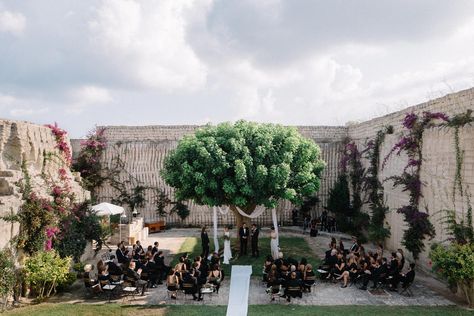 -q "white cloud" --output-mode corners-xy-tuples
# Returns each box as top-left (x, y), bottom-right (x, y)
(0, 10), (26, 35)
(88, 0), (208, 91)
(66, 85), (112, 114)
(10, 107), (49, 117)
